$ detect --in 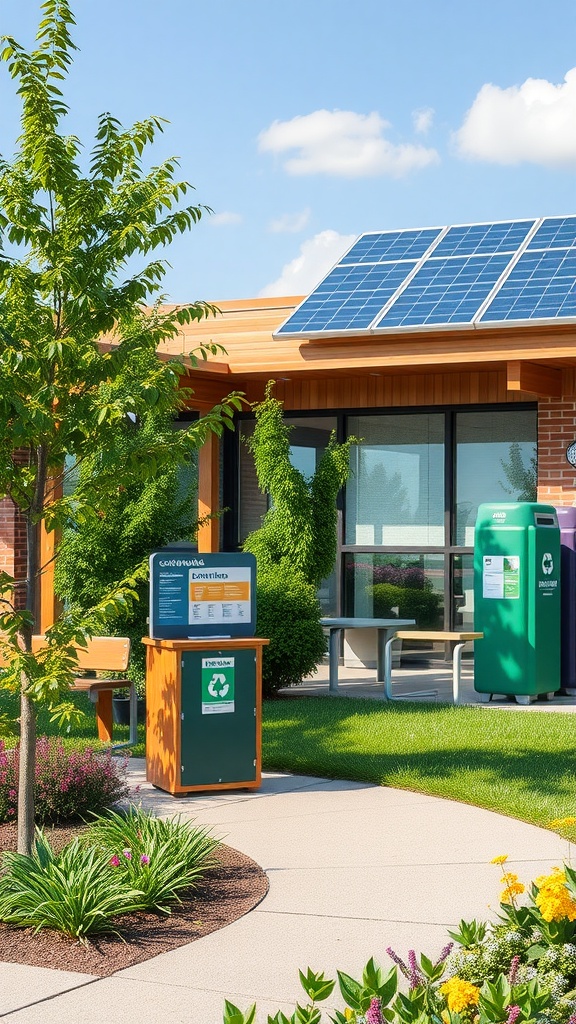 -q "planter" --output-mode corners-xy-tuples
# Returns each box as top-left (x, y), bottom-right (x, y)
(112, 695), (146, 726)
(343, 629), (402, 669)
